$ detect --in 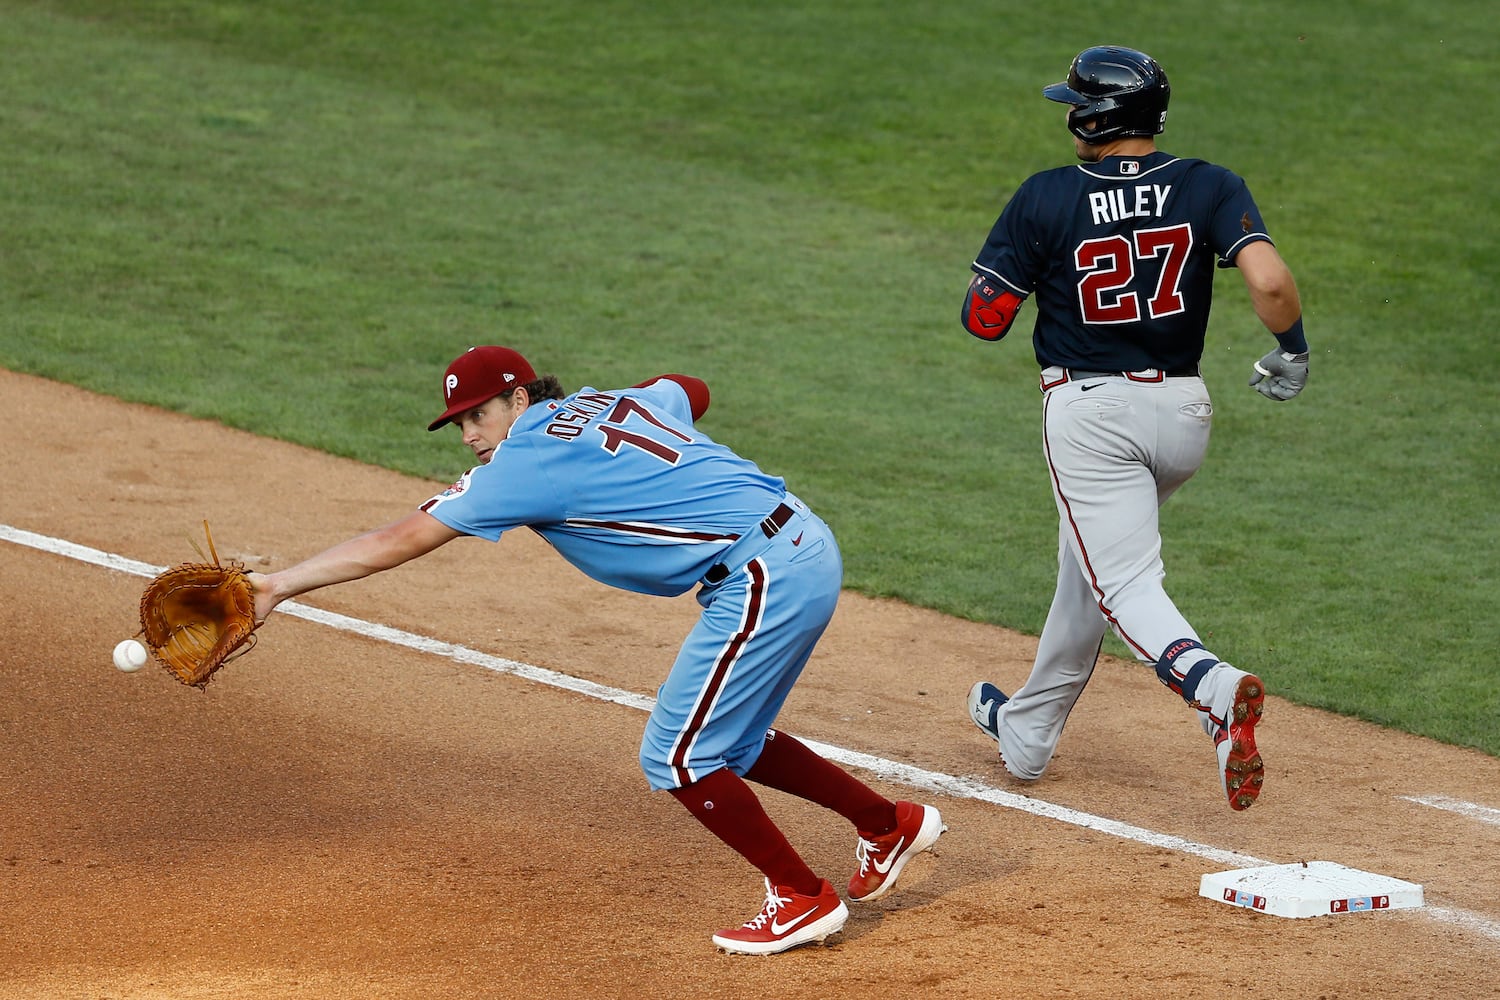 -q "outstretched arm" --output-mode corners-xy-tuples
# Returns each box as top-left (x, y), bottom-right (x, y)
(249, 509), (462, 621)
